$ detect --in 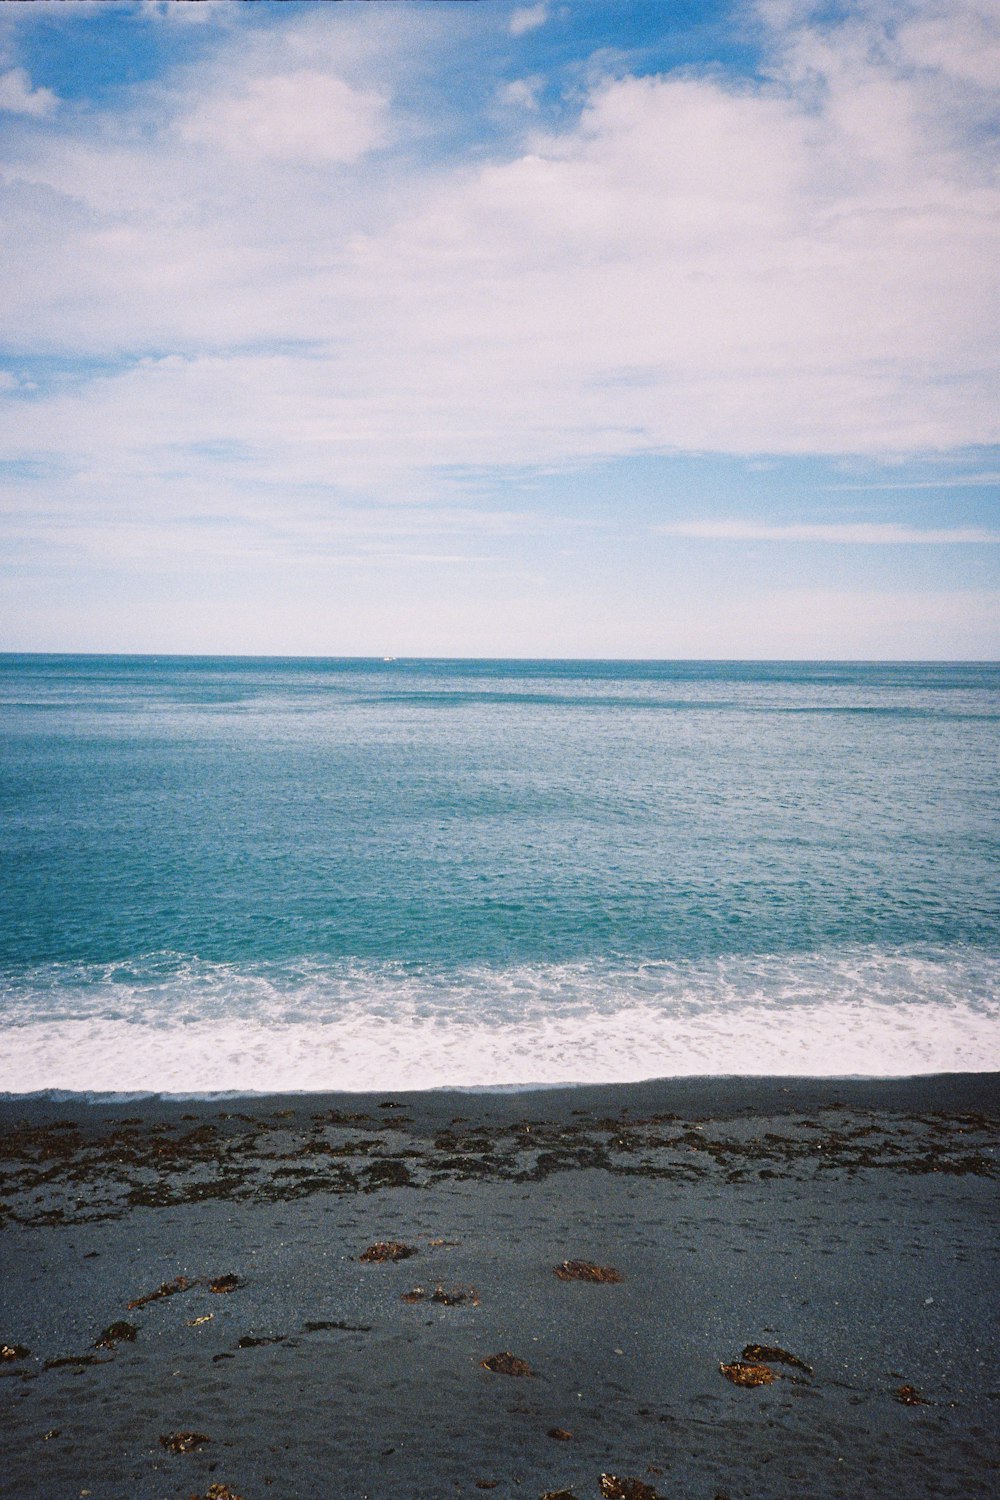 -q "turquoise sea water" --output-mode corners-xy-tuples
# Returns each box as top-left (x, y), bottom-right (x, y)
(0, 656), (997, 1091)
